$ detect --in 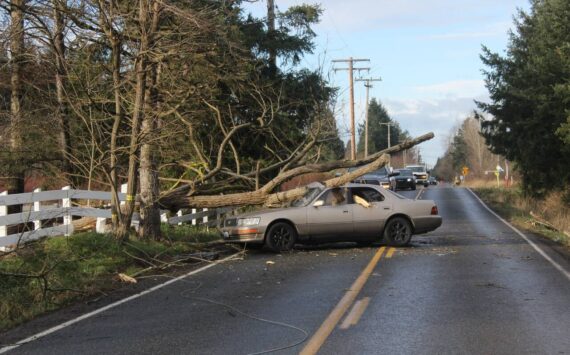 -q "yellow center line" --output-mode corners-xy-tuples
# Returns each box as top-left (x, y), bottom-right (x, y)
(339, 297), (370, 330)
(386, 247), (396, 258)
(299, 247), (386, 355)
